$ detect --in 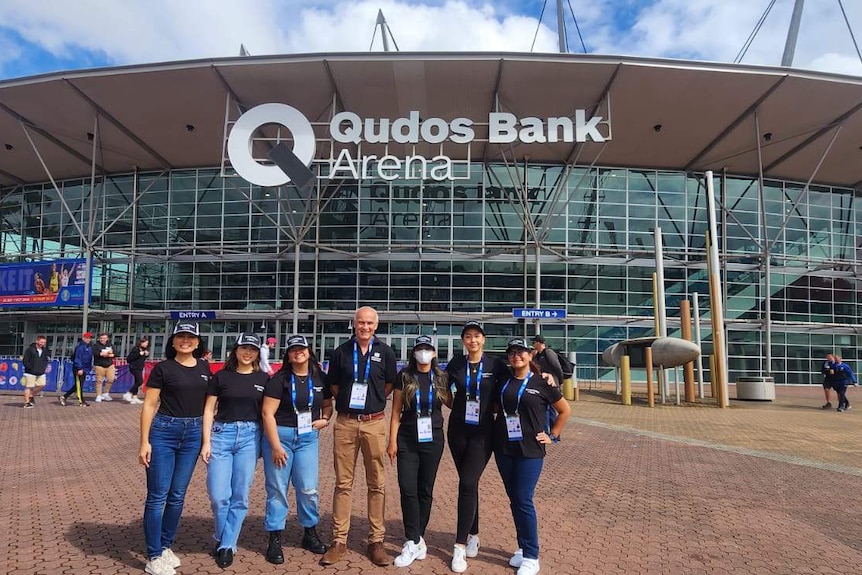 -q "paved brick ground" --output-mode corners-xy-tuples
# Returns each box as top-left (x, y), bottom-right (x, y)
(2, 384), (862, 575)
